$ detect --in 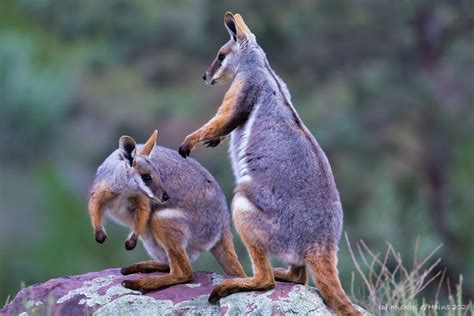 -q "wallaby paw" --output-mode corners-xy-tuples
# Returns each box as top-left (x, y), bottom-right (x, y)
(208, 287), (223, 304)
(94, 230), (107, 244)
(208, 283), (233, 304)
(121, 280), (146, 293)
(204, 138), (221, 148)
(120, 267), (133, 275)
(178, 142), (191, 158)
(125, 238), (137, 251)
